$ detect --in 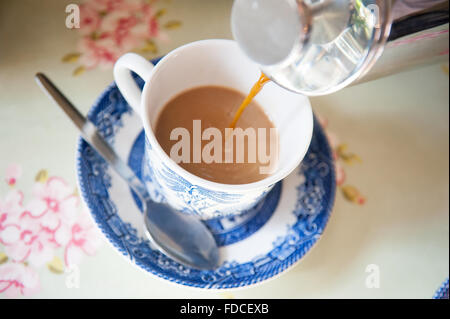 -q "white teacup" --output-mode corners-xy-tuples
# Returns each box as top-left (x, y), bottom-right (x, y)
(114, 39), (313, 220)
